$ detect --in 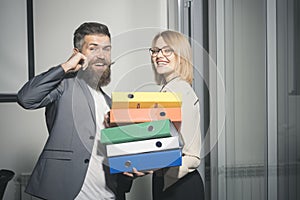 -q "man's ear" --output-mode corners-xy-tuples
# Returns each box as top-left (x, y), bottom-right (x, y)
(73, 48), (81, 53)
